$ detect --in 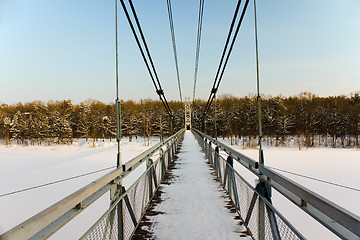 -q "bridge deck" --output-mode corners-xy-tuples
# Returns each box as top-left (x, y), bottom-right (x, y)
(137, 131), (247, 239)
